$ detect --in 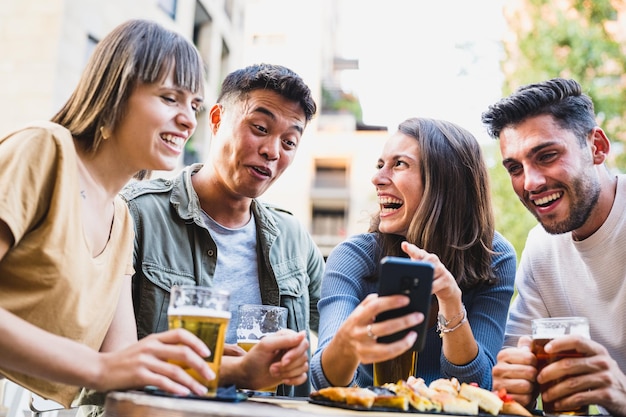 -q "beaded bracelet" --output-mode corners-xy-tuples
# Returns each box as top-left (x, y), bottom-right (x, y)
(436, 304), (467, 338)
